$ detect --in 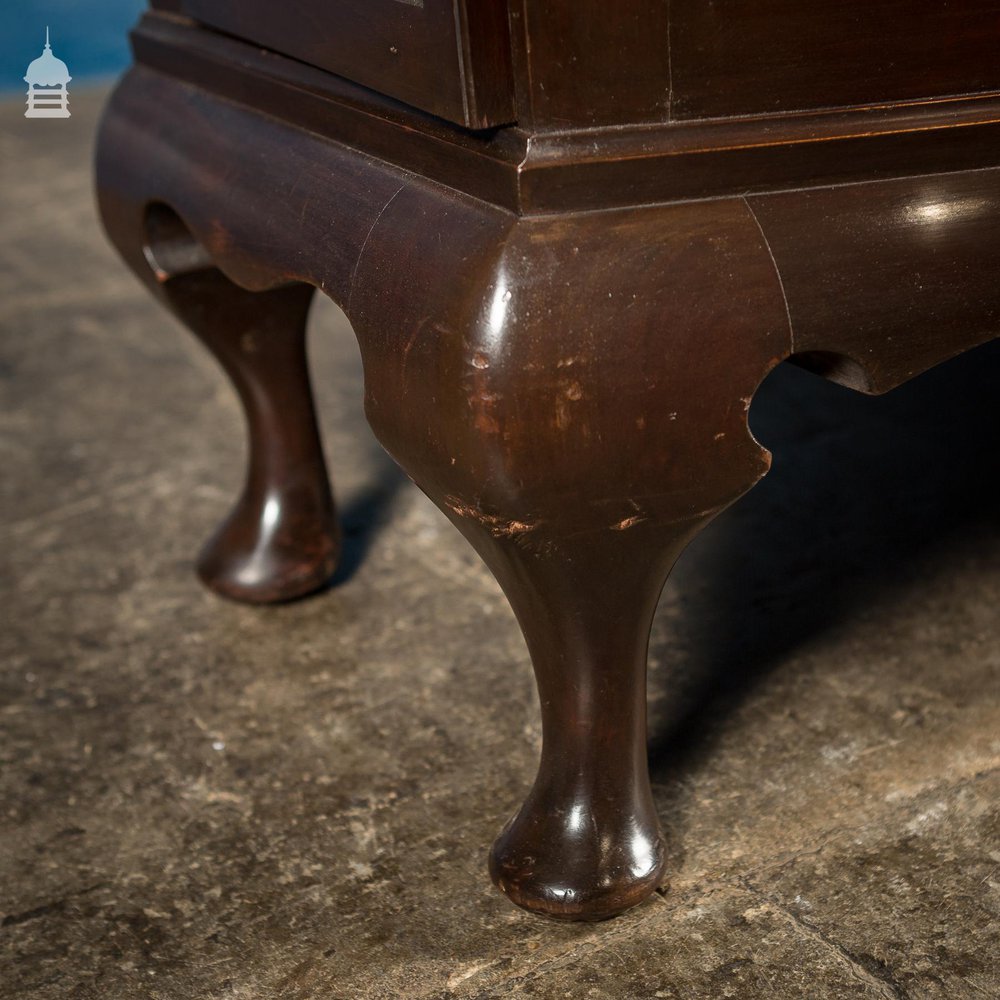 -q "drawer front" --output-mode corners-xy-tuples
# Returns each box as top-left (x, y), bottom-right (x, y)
(672, 1), (1000, 120)
(168, 0), (514, 128)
